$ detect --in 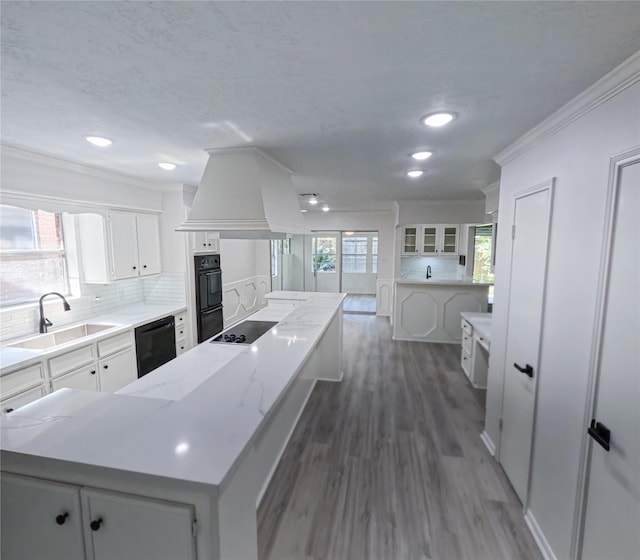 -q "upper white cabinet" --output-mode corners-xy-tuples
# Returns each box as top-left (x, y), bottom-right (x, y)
(193, 231), (220, 254)
(401, 226), (420, 255)
(401, 224), (460, 256)
(78, 212), (161, 283)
